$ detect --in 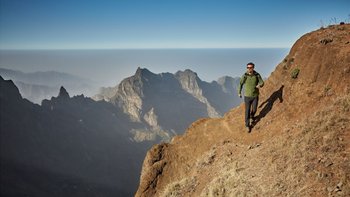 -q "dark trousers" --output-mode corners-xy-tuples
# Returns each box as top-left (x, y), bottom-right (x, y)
(244, 96), (258, 127)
